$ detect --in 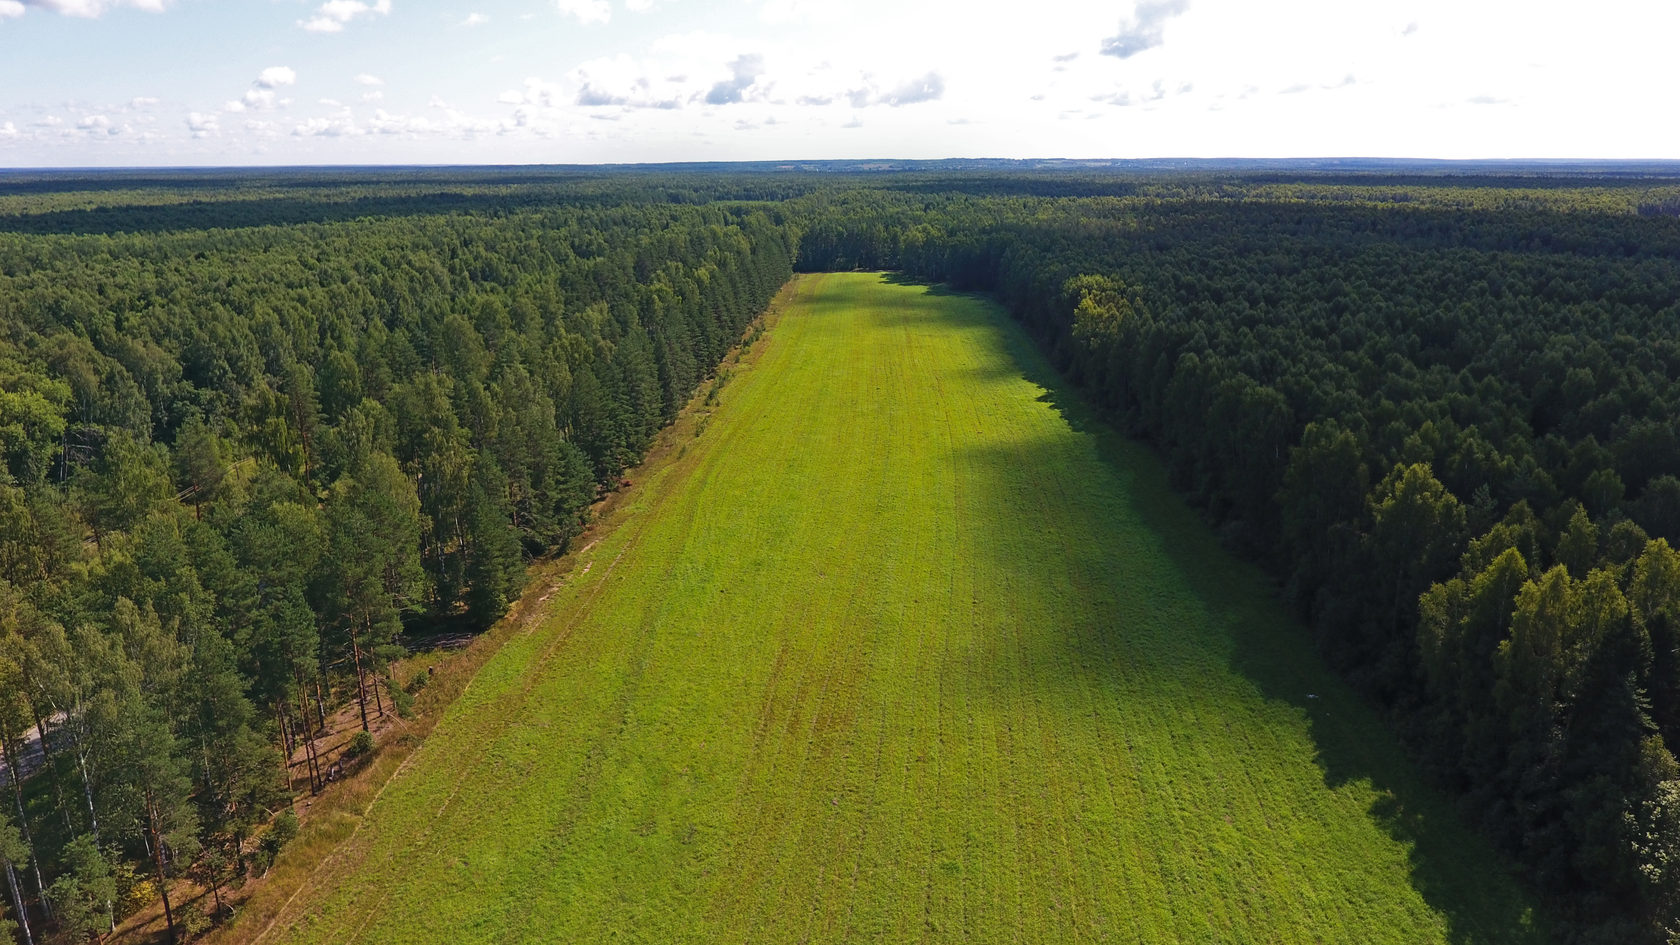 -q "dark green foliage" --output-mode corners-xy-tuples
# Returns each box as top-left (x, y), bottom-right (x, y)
(790, 176), (1680, 939)
(0, 175), (793, 944)
(4, 164), (1675, 941)
(342, 731), (374, 761)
